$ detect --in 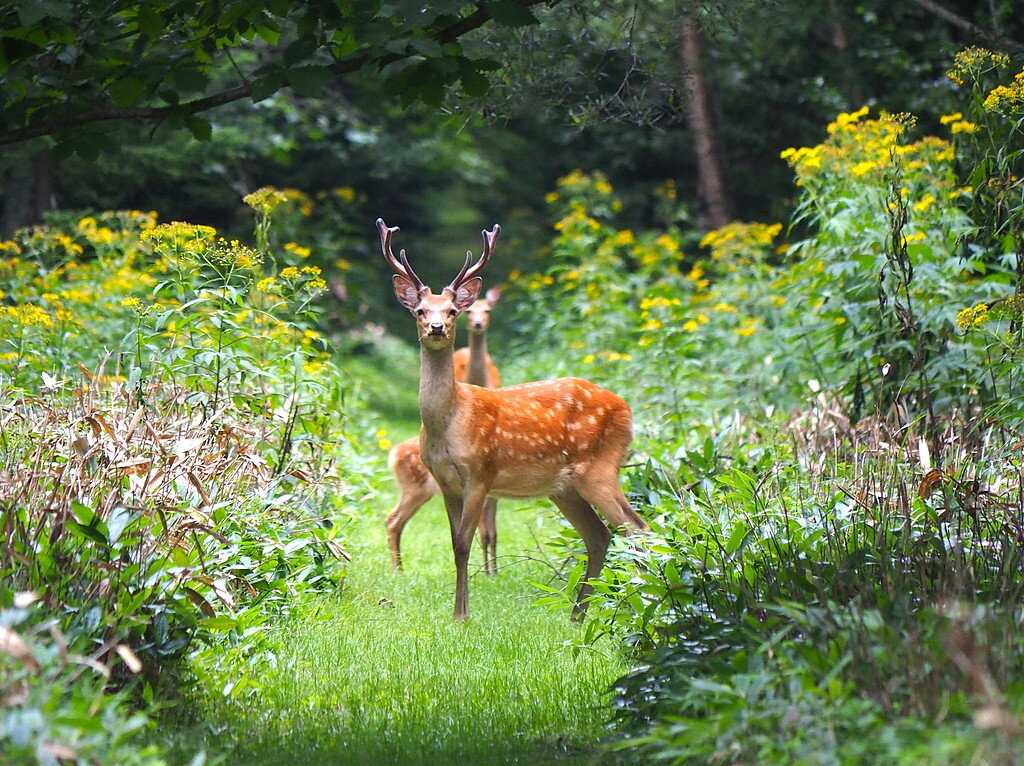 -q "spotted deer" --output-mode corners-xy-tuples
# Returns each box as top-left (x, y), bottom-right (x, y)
(386, 286), (502, 573)
(377, 218), (648, 621)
